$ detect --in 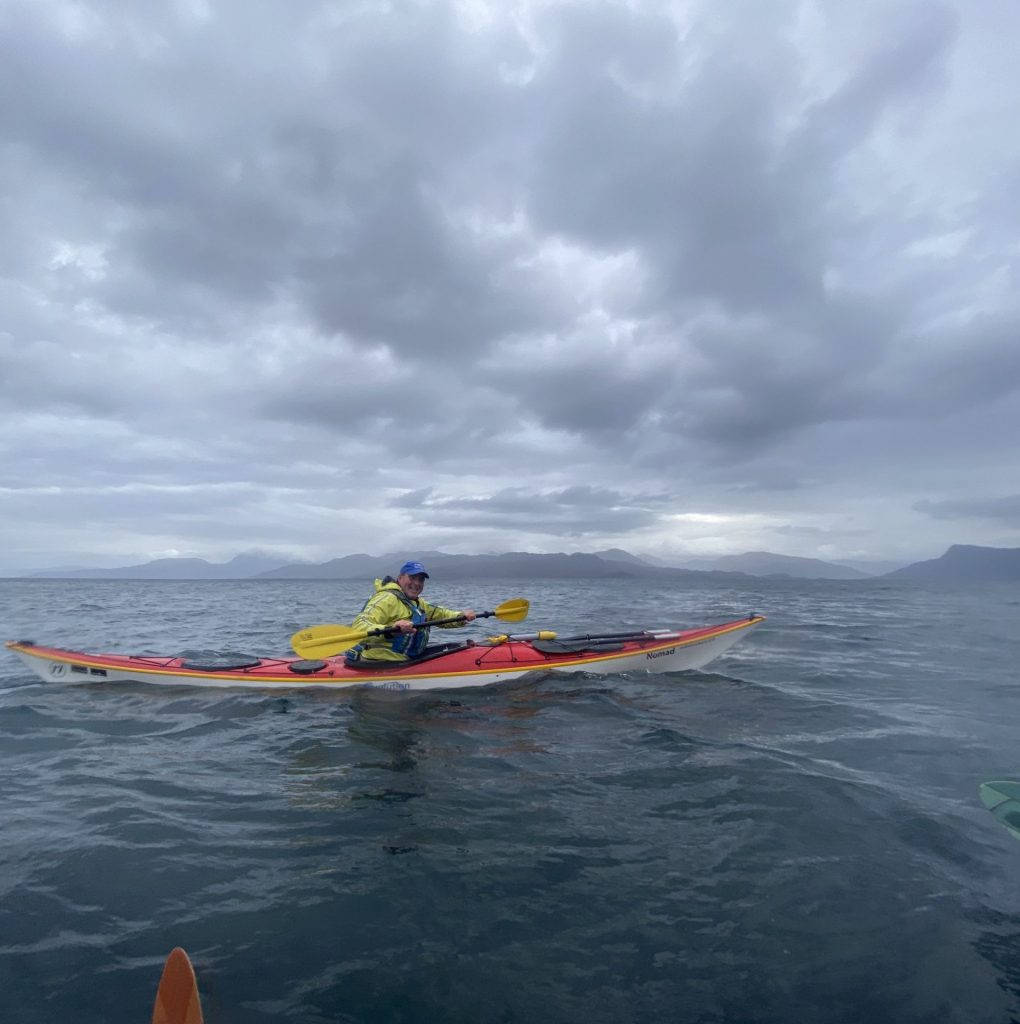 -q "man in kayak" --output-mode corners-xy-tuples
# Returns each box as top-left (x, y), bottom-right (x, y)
(345, 560), (477, 665)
